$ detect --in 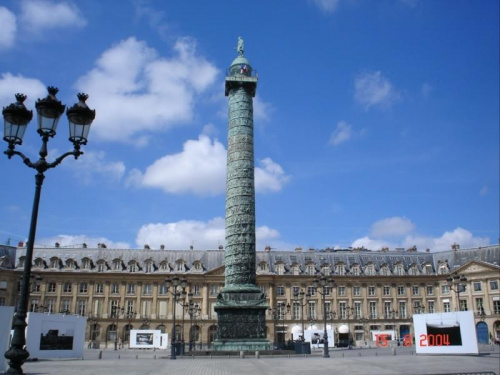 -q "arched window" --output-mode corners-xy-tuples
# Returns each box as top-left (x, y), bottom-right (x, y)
(34, 258), (45, 268)
(193, 261), (203, 271)
(159, 261), (169, 271)
(208, 325), (217, 343)
(144, 260), (154, 273)
(322, 264), (331, 275)
(365, 263), (376, 276)
(113, 259), (122, 271)
(97, 260), (106, 272)
(176, 260), (185, 272)
(334, 263), (344, 275)
(305, 262), (316, 275)
(49, 257), (60, 269)
(259, 261), (268, 272)
(394, 263), (405, 276)
(18, 256), (26, 268)
(81, 258), (92, 270)
(291, 263), (301, 275)
(66, 259), (76, 269)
